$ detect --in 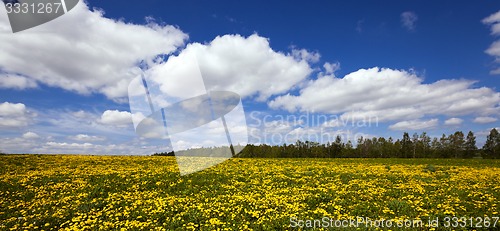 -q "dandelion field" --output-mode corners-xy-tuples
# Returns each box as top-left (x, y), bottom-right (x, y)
(0, 155), (499, 230)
